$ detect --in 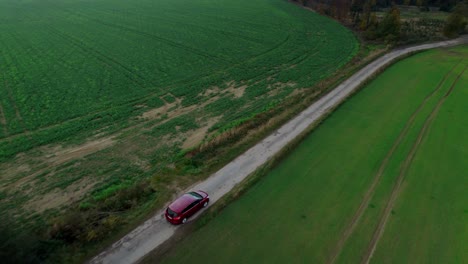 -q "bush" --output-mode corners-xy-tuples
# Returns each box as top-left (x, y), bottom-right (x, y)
(0, 222), (52, 264)
(98, 181), (155, 211)
(49, 211), (90, 243)
(443, 2), (468, 37)
(378, 6), (402, 41)
(399, 18), (445, 44)
(49, 180), (154, 244)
